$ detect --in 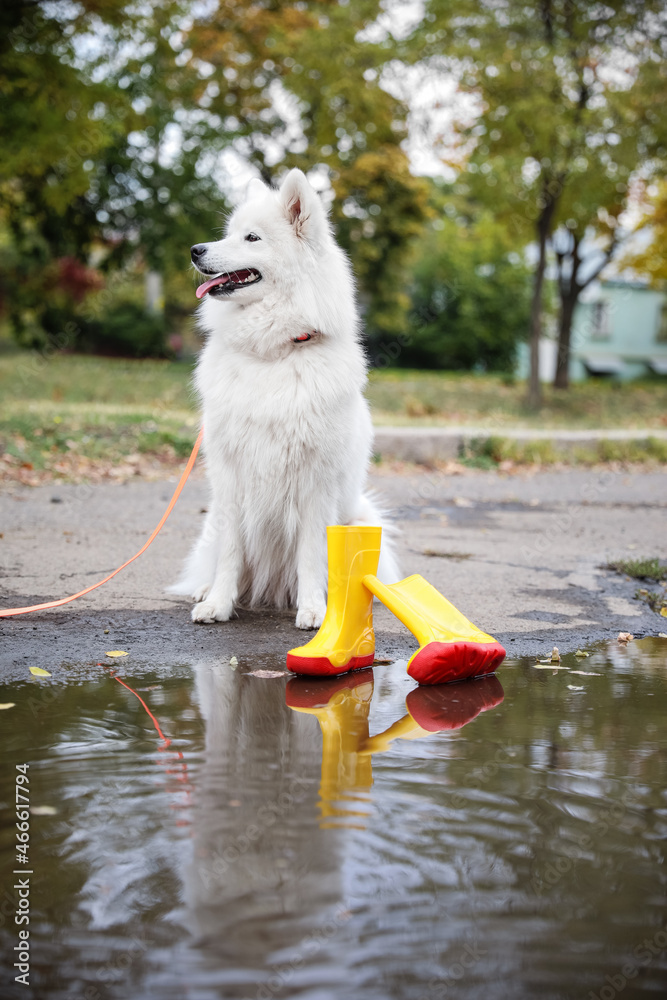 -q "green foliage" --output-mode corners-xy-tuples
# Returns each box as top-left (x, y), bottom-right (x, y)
(406, 0), (667, 396)
(184, 0), (429, 340)
(607, 558), (667, 582)
(620, 181), (667, 284)
(401, 204), (532, 371)
(412, 0), (667, 232)
(85, 302), (168, 358)
(0, 0), (429, 350)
